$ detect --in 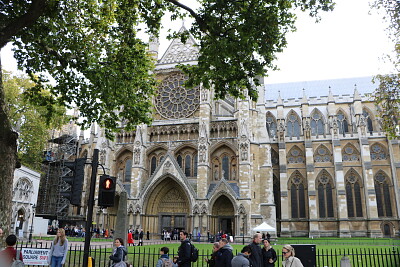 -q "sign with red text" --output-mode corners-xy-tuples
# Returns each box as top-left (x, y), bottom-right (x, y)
(22, 248), (50, 265)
